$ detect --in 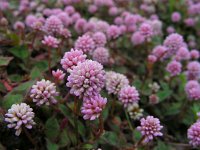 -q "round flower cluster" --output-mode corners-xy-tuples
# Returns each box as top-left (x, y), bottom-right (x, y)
(66, 60), (105, 98)
(175, 47), (190, 61)
(166, 60), (182, 76)
(52, 69), (66, 81)
(106, 25), (121, 40)
(43, 15), (63, 35)
(131, 32), (145, 45)
(30, 79), (59, 106)
(81, 95), (107, 120)
(188, 122), (200, 147)
(139, 23), (153, 39)
(5, 103), (35, 136)
(105, 71), (129, 95)
(190, 50), (199, 59)
(75, 34), (95, 53)
(42, 35), (60, 48)
(92, 47), (109, 65)
(163, 33), (184, 58)
(92, 32), (107, 48)
(137, 116), (163, 142)
(60, 49), (87, 72)
(127, 103), (143, 120)
(185, 80), (200, 100)
(171, 12), (181, 22)
(186, 61), (200, 80)
(118, 86), (140, 107)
